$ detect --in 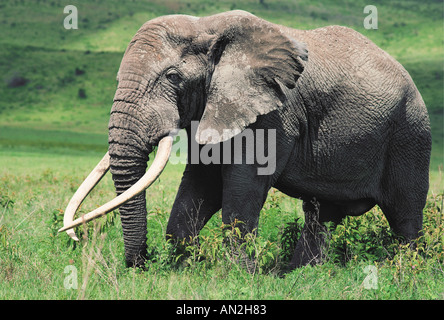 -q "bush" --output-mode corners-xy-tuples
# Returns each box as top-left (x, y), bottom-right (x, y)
(279, 217), (303, 263)
(159, 194), (444, 276)
(277, 194), (444, 269)
(6, 72), (28, 88)
(325, 208), (400, 265)
(0, 193), (14, 209)
(78, 88), (87, 99)
(49, 208), (117, 249)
